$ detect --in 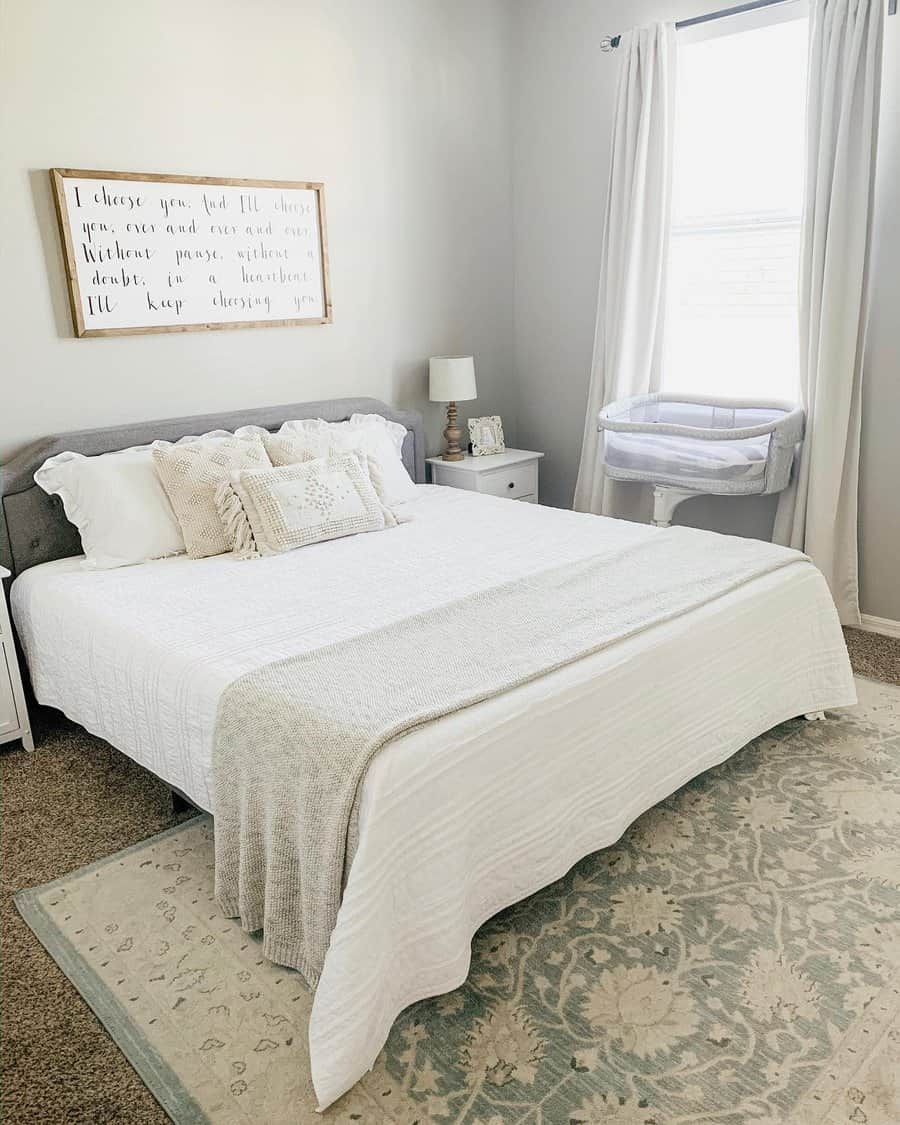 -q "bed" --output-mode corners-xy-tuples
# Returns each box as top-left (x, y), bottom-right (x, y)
(1, 397), (856, 1110)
